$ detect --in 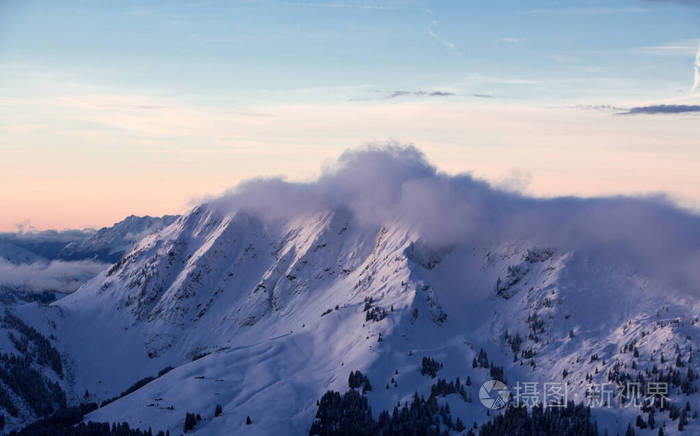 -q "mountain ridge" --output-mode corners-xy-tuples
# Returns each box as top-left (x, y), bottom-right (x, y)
(1, 147), (699, 434)
(29, 202), (697, 434)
